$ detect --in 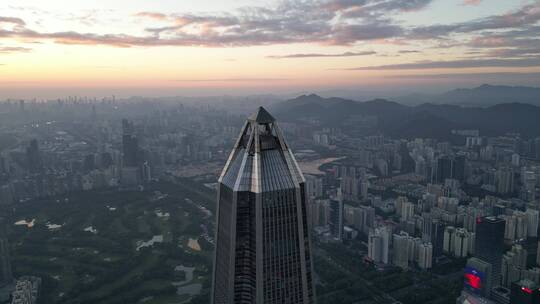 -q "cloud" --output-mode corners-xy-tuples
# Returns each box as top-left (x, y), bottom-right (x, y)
(173, 78), (289, 82)
(410, 2), (540, 39)
(0, 16), (25, 26)
(343, 58), (540, 70)
(134, 12), (168, 20)
(386, 72), (540, 79)
(0, 0), (436, 48)
(462, 0), (481, 5)
(0, 46), (31, 53)
(267, 51), (376, 59)
(0, 0), (536, 62)
(398, 50), (421, 54)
